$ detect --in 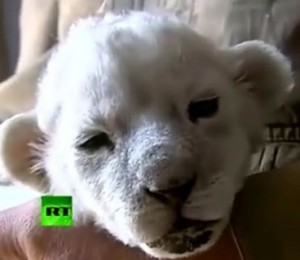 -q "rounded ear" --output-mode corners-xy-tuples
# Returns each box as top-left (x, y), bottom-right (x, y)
(0, 111), (49, 193)
(226, 40), (294, 113)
